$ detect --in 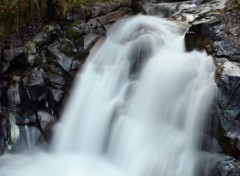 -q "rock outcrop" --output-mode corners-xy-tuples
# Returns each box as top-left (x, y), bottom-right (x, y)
(0, 0), (133, 154)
